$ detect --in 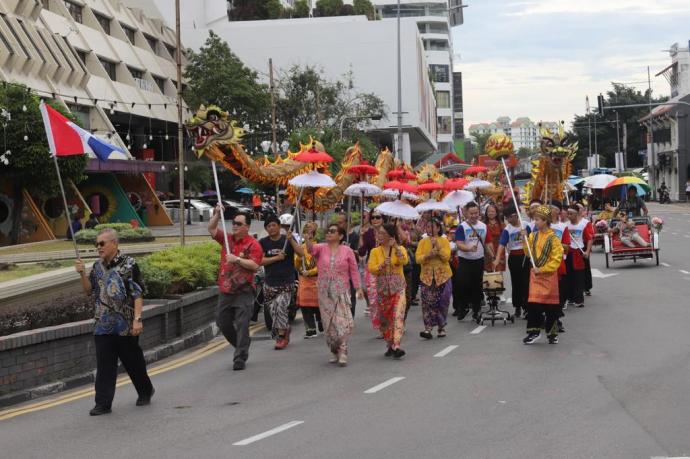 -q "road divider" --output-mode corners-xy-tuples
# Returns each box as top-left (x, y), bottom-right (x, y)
(233, 420), (304, 446)
(364, 377), (406, 394)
